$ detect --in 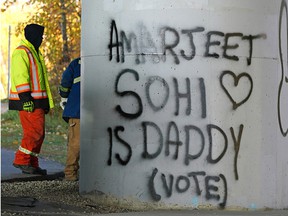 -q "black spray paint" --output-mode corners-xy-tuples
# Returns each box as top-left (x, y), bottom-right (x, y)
(114, 69), (207, 117)
(109, 20), (266, 66)
(104, 13), (274, 208)
(278, 0), (288, 137)
(148, 168), (227, 208)
(108, 121), (243, 181)
(220, 70), (253, 110)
